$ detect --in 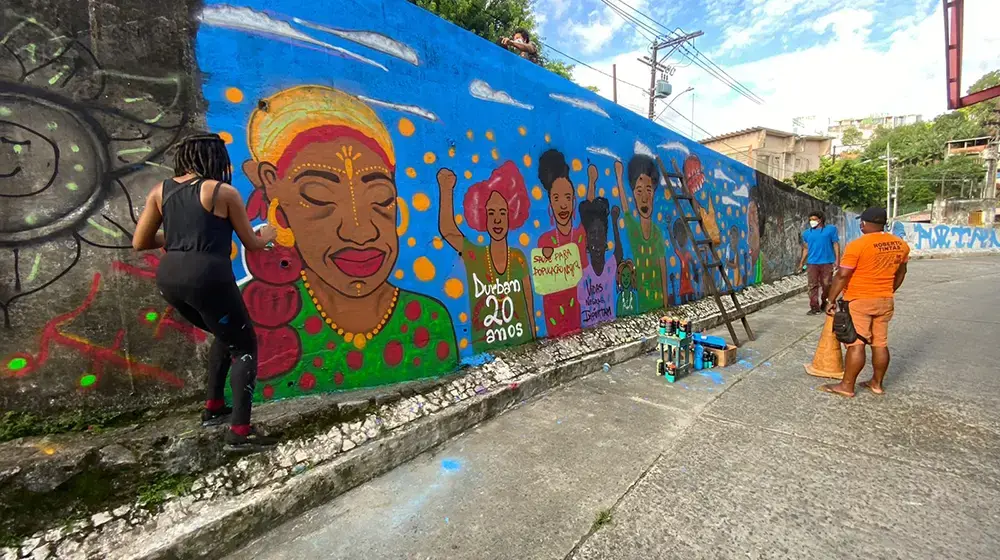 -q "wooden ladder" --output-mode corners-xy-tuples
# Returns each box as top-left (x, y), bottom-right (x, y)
(656, 157), (755, 346)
